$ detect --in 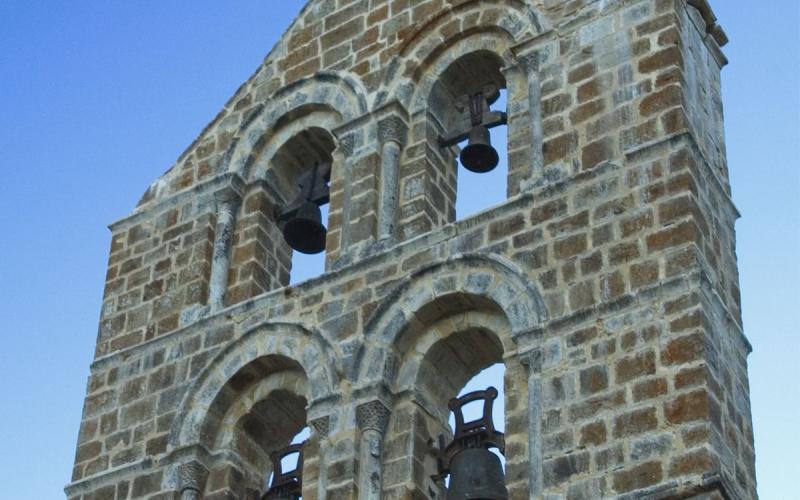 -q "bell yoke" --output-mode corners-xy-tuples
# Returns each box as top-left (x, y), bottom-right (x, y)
(438, 84), (508, 174)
